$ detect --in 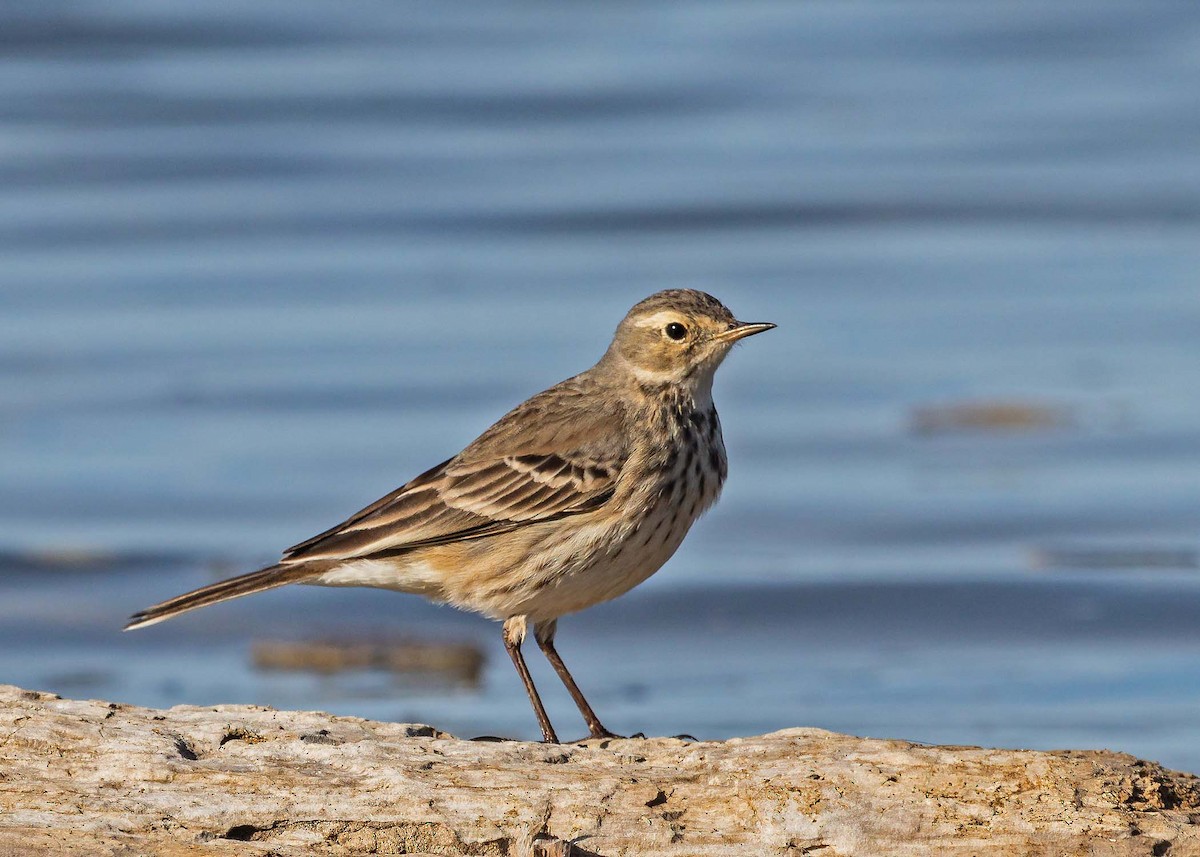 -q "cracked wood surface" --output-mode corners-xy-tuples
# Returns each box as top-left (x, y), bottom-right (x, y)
(2, 684), (1199, 856)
